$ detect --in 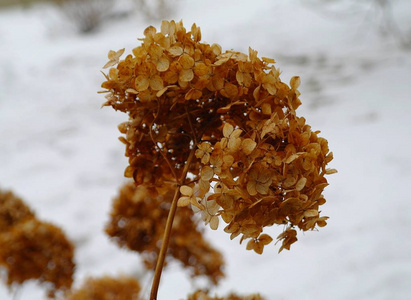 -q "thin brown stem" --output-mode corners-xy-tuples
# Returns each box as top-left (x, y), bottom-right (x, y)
(149, 147), (197, 300)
